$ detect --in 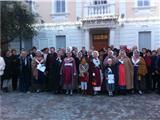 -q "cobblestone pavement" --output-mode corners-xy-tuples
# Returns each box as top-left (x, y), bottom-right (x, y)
(1, 91), (160, 120)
